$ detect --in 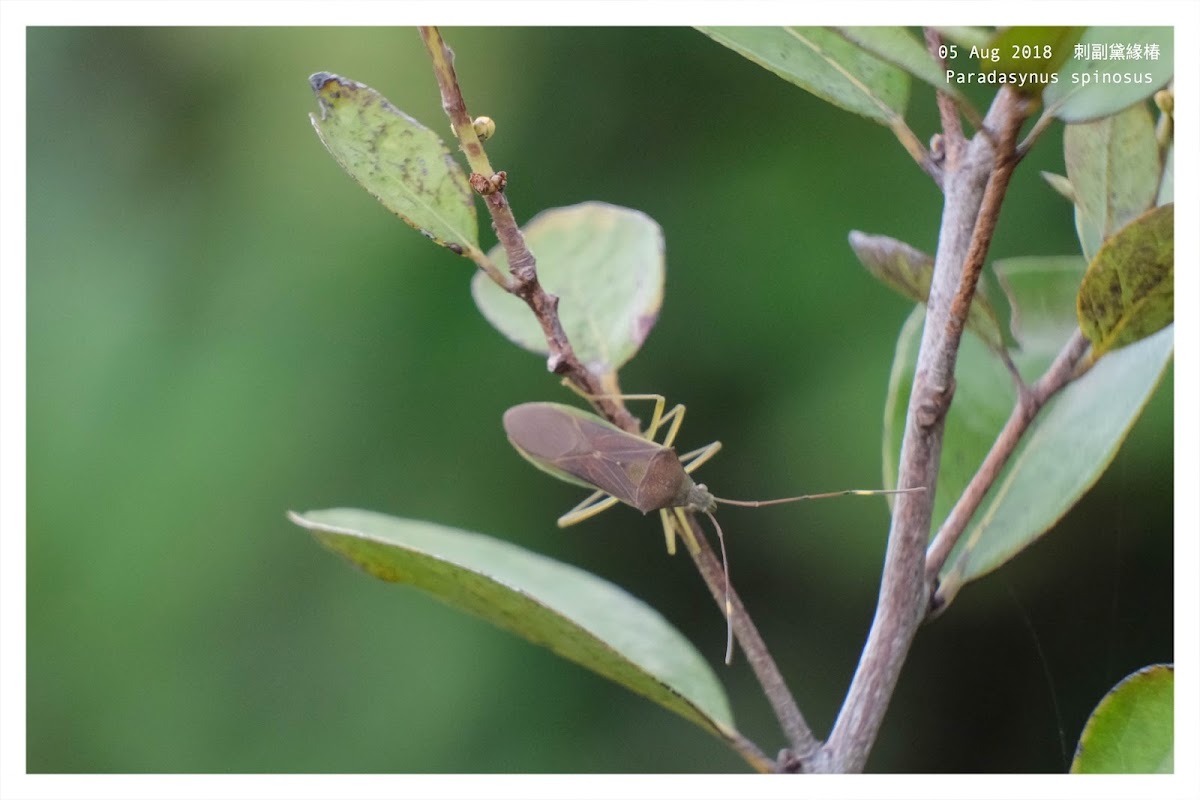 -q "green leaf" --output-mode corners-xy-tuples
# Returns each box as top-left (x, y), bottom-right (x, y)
(848, 231), (1004, 351)
(308, 72), (478, 255)
(1064, 101), (1159, 261)
(289, 509), (768, 768)
(1077, 203), (1174, 358)
(1040, 171), (1076, 204)
(1045, 28), (1174, 122)
(998, 257), (1087, 354)
(472, 202), (664, 375)
(986, 27), (1084, 92)
(832, 27), (966, 103)
(933, 27), (994, 50)
(883, 257), (1173, 602)
(697, 27), (909, 126)
(1072, 664), (1174, 773)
